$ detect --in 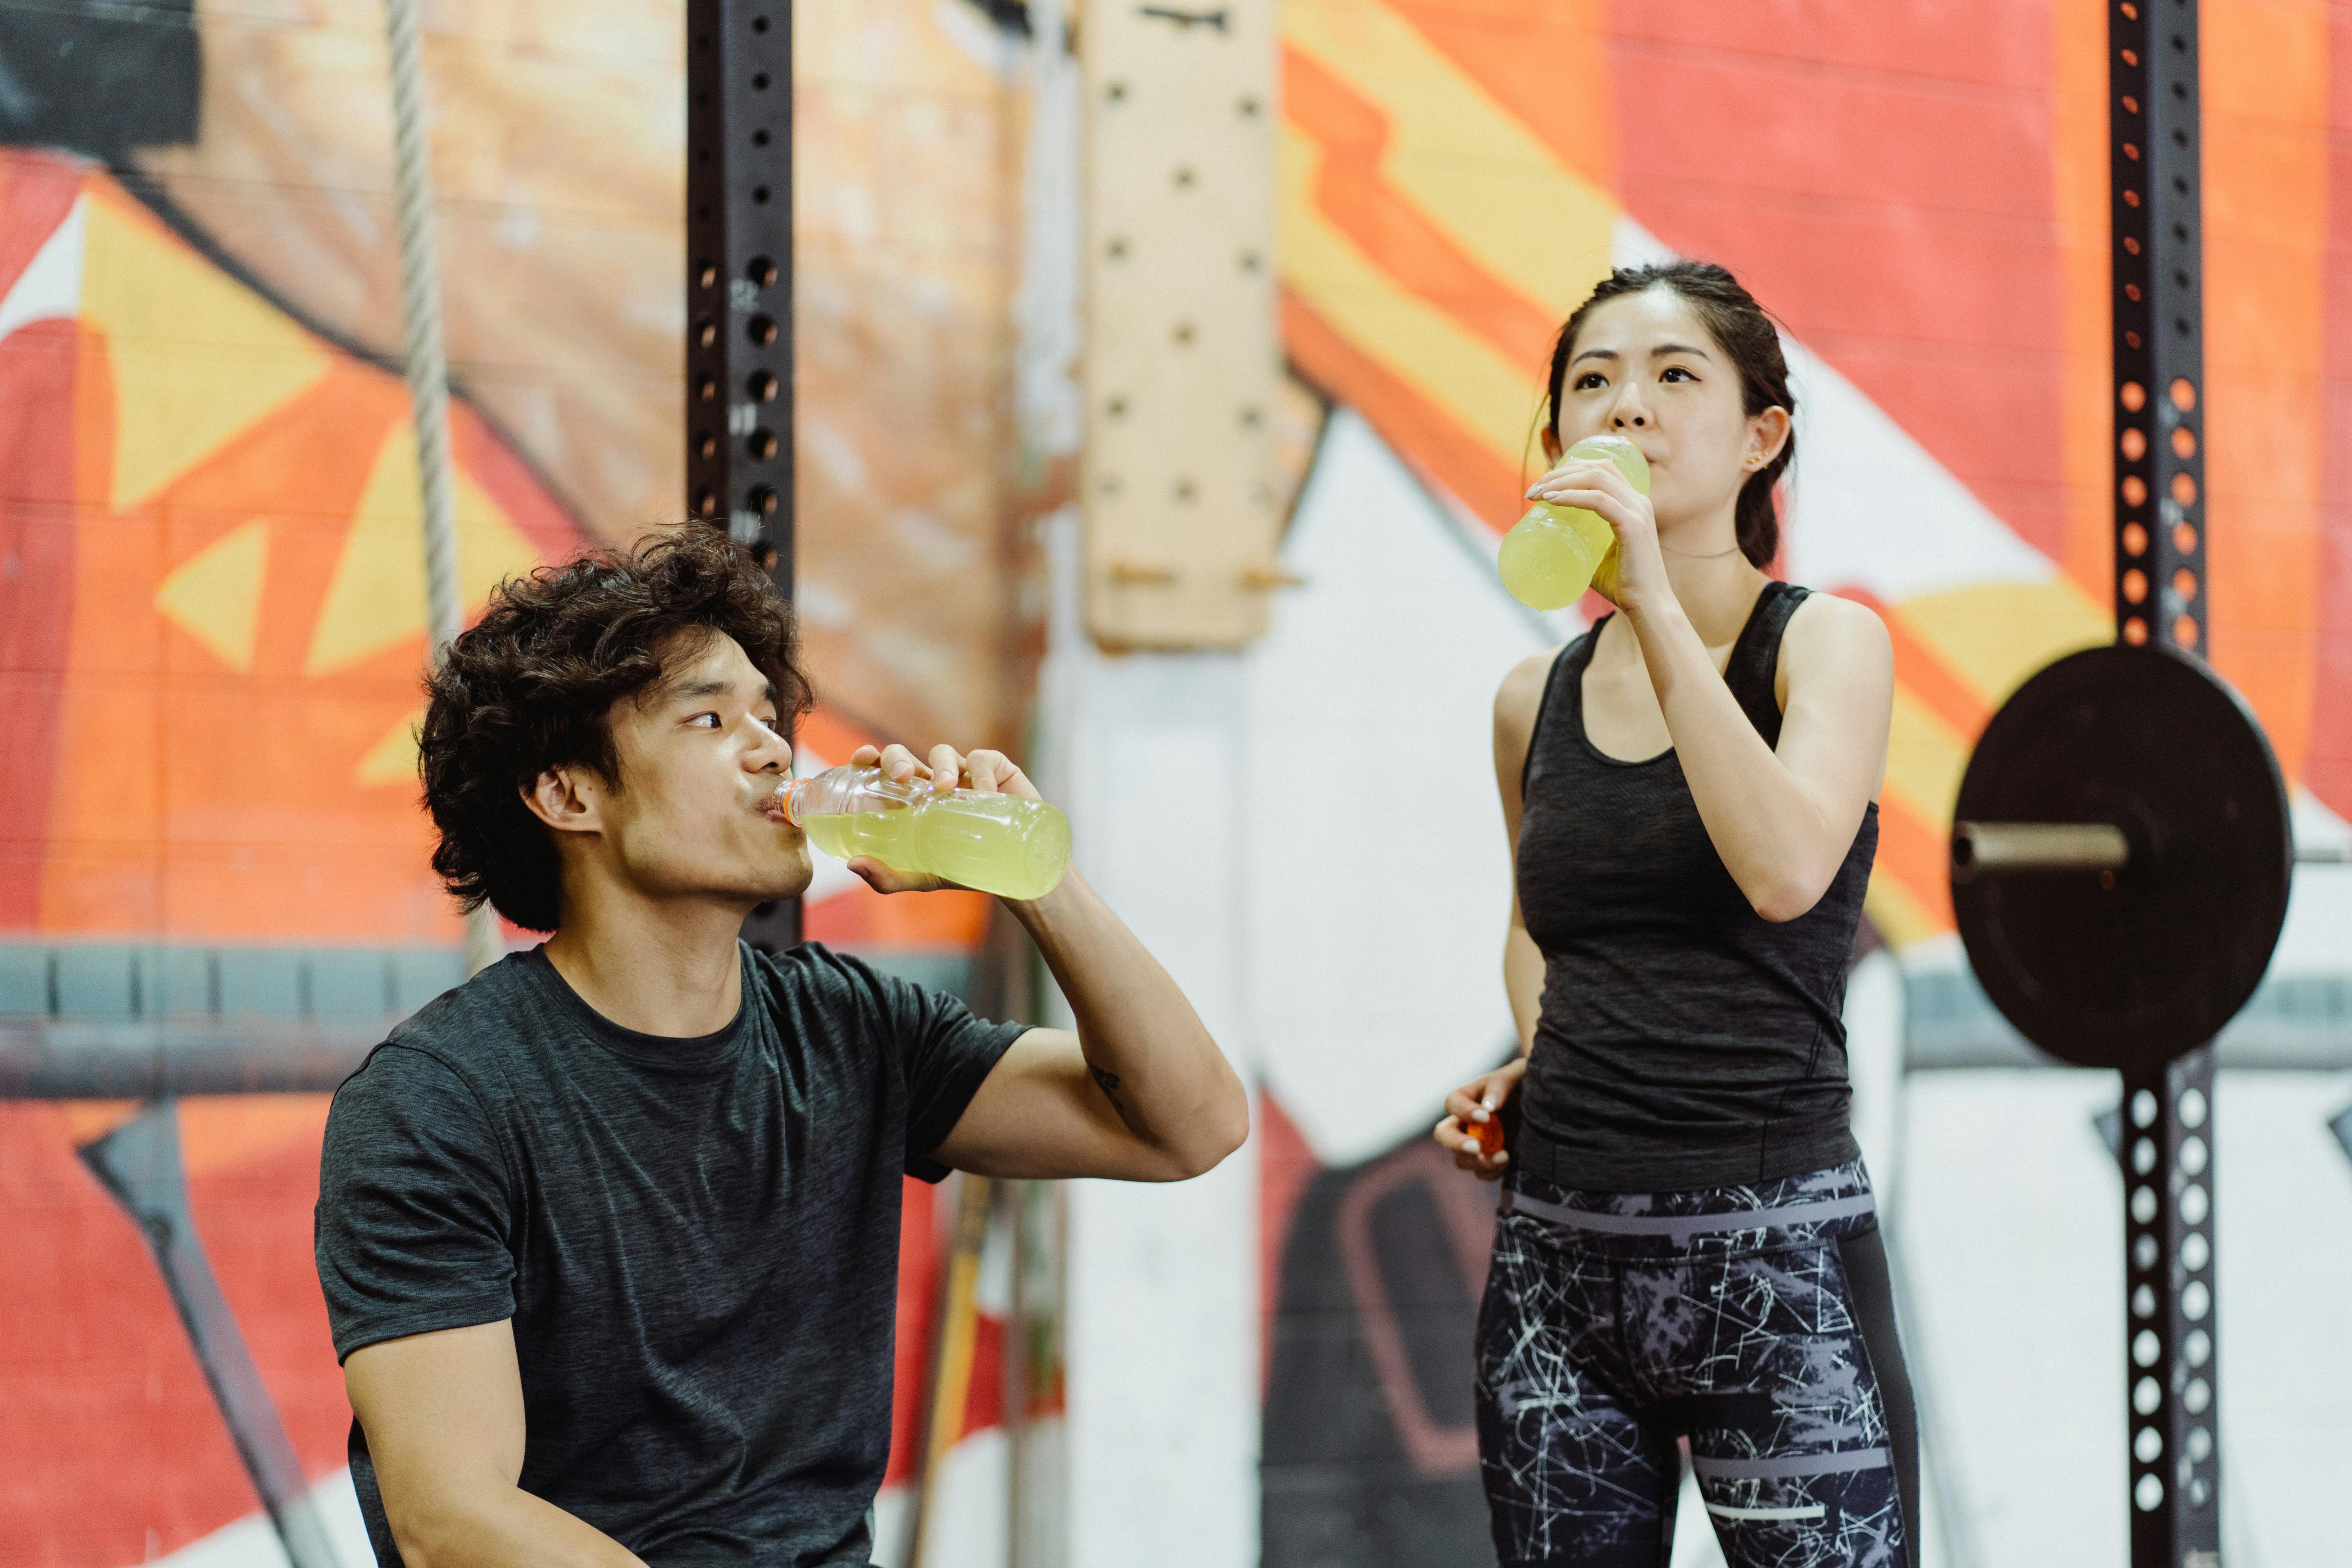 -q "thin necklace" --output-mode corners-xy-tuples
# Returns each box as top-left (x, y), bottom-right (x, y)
(1661, 541), (1742, 560)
